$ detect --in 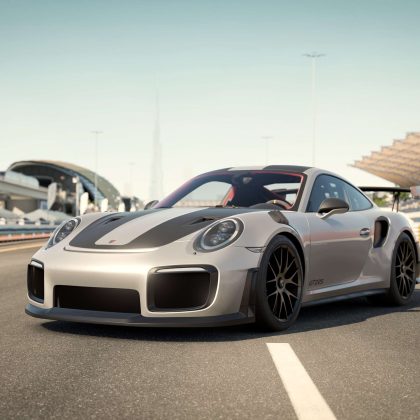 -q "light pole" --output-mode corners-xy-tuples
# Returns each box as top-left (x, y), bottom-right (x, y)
(91, 130), (103, 209)
(72, 176), (80, 216)
(303, 52), (325, 166)
(129, 162), (135, 197)
(261, 136), (274, 165)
